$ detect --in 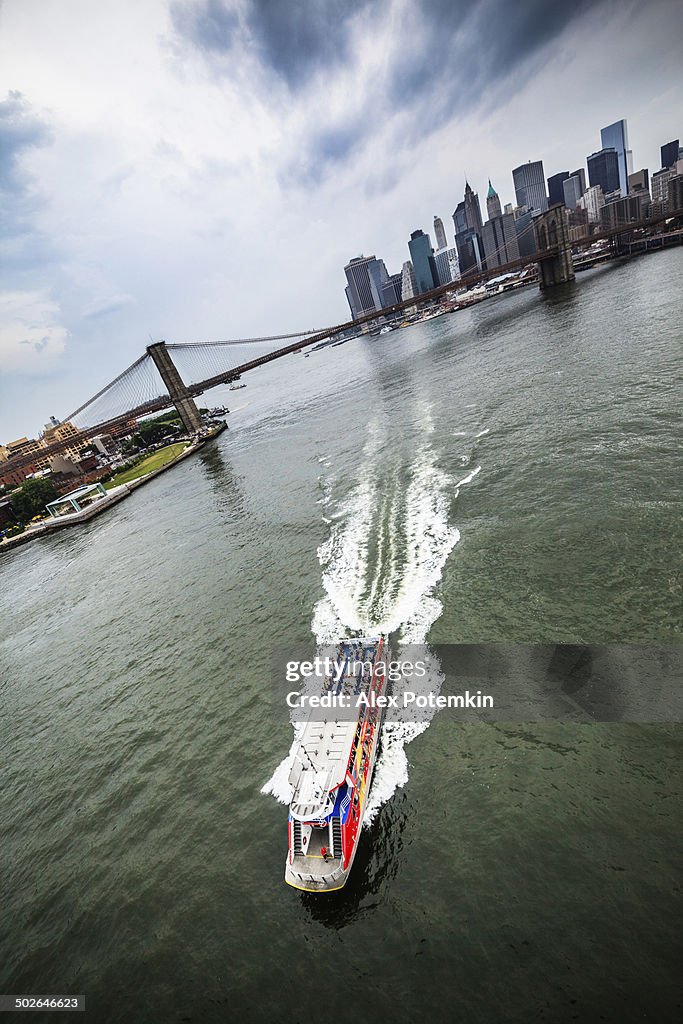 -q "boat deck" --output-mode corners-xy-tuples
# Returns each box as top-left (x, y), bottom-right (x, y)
(289, 639), (382, 819)
(286, 850), (346, 891)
